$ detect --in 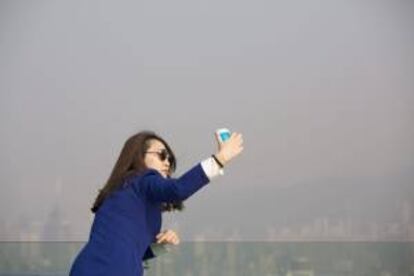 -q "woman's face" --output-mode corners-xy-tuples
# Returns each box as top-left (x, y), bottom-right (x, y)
(144, 139), (171, 178)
